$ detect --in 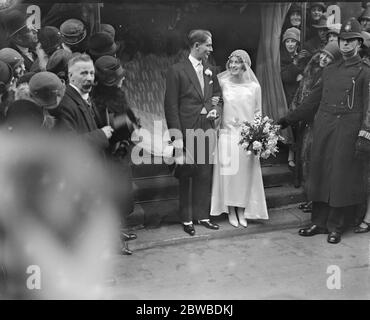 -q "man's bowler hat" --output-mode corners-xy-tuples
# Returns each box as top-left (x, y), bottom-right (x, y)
(60, 19), (87, 46)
